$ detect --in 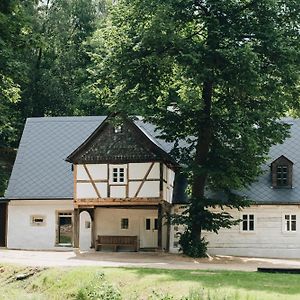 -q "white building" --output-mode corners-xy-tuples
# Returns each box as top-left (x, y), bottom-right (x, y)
(3, 114), (300, 258)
